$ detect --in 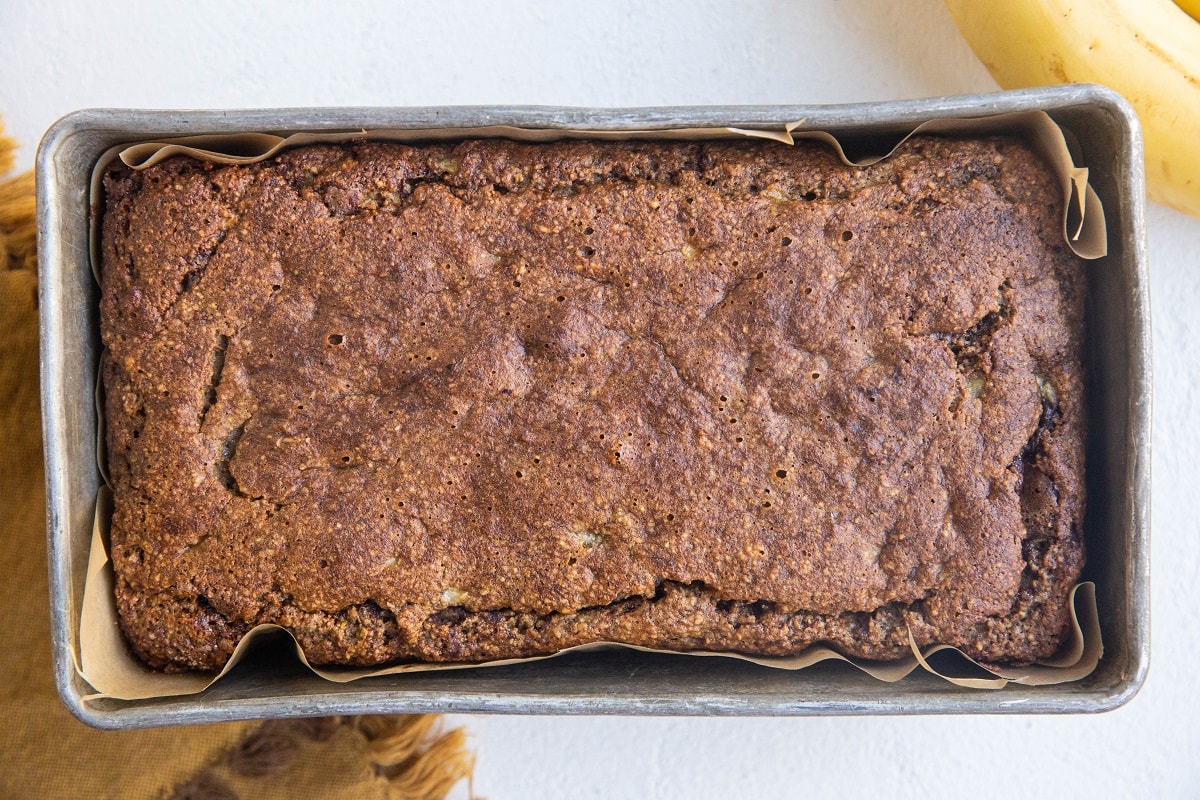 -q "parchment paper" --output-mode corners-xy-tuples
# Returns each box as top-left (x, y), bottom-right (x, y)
(78, 112), (1107, 701)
